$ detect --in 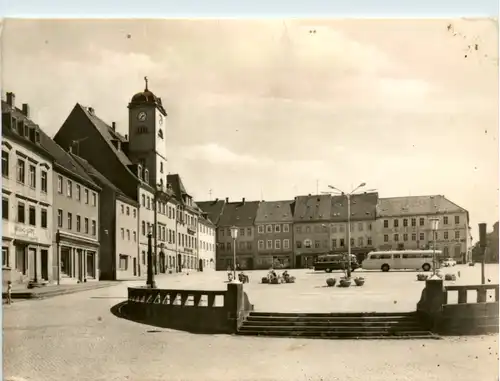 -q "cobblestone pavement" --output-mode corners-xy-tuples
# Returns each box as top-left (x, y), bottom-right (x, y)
(3, 267), (499, 381)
